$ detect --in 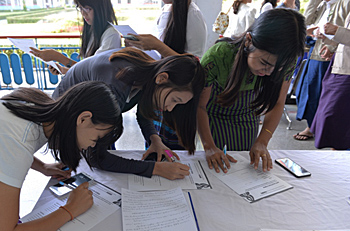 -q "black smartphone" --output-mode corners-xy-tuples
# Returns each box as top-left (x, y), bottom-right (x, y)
(275, 157), (311, 178)
(123, 35), (139, 41)
(49, 172), (92, 196)
(144, 152), (166, 162)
